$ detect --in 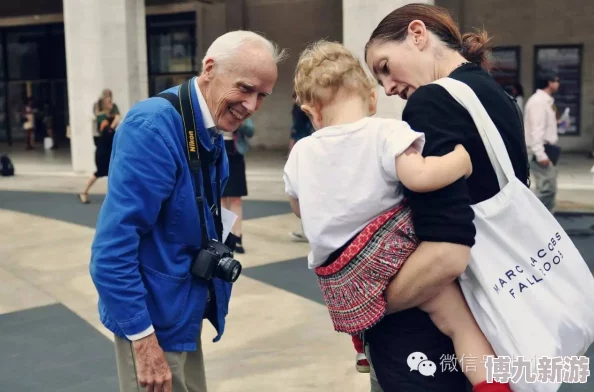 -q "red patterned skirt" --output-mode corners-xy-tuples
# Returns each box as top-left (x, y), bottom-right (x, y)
(314, 202), (419, 335)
